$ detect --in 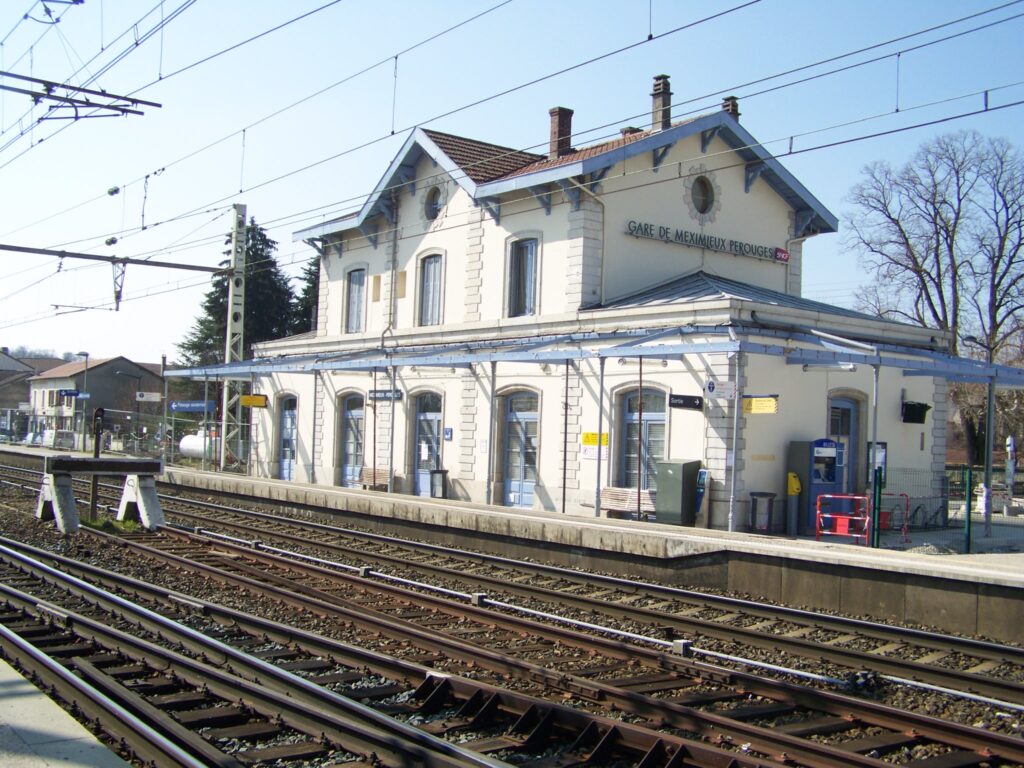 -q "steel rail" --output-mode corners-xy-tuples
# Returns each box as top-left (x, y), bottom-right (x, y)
(9, 532), (1019, 768)
(0, 541), (793, 768)
(156, 504), (1024, 706)
(0, 622), (209, 768)
(150, 485), (1024, 663)
(5, 459), (1022, 665)
(0, 542), (506, 768)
